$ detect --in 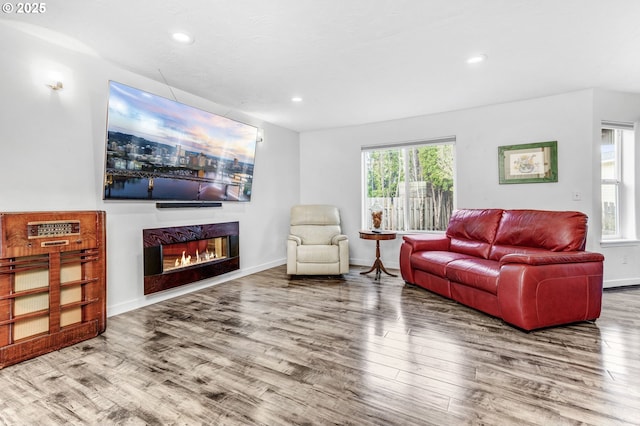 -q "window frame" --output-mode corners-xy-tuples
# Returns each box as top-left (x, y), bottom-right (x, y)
(600, 121), (636, 242)
(361, 136), (456, 233)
